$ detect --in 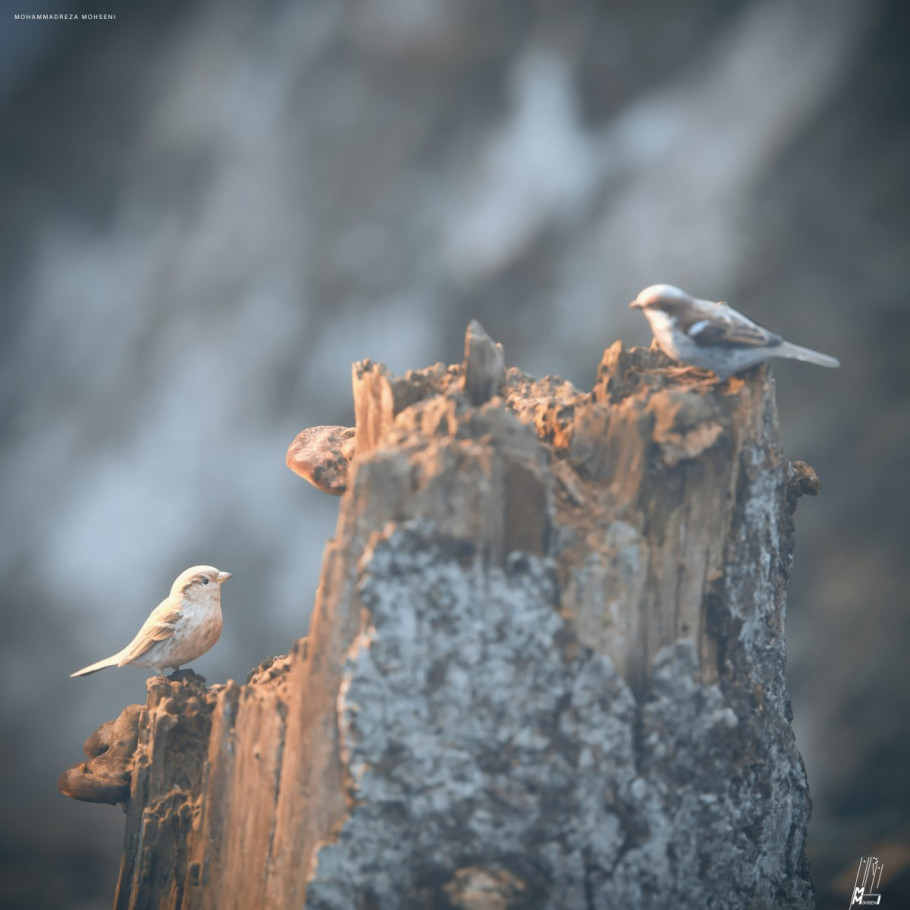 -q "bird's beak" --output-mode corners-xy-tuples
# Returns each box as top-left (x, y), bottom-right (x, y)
(629, 298), (643, 309)
(217, 571), (232, 583)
